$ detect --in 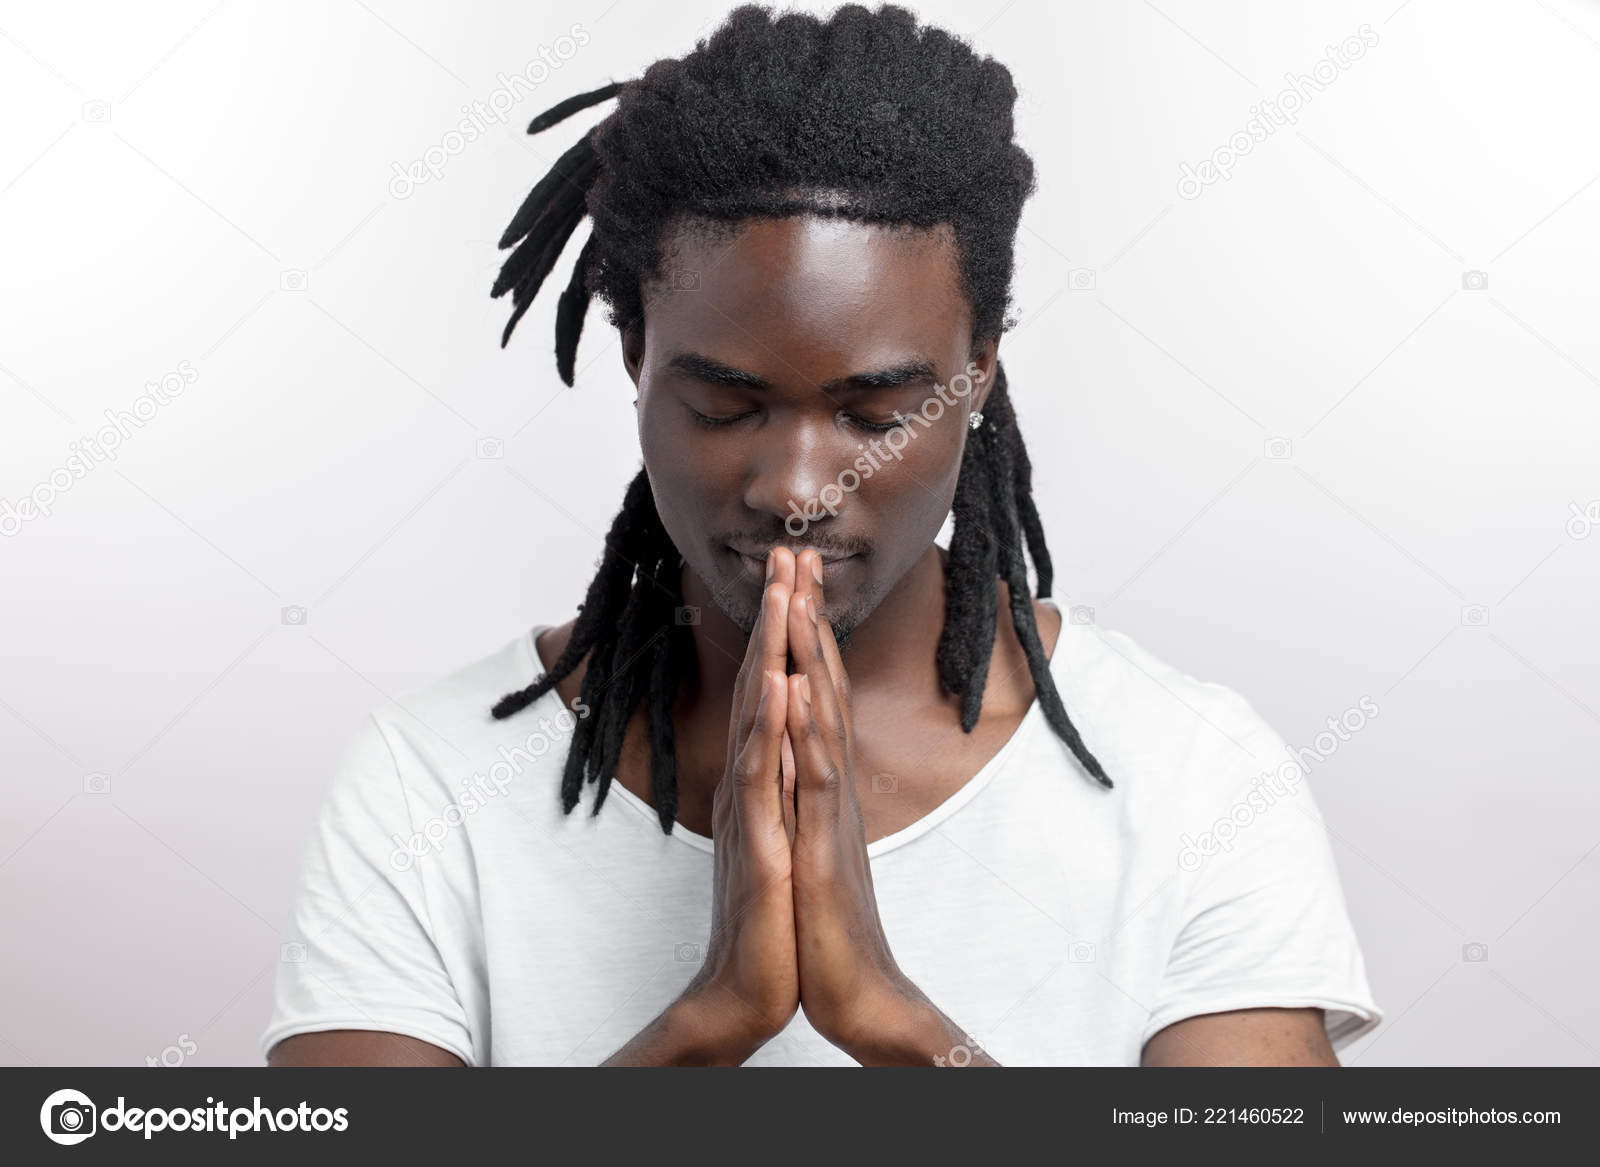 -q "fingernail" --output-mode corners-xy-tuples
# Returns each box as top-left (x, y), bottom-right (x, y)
(807, 594), (818, 623)
(800, 674), (812, 706)
(765, 550), (775, 582)
(810, 557), (823, 585)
